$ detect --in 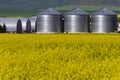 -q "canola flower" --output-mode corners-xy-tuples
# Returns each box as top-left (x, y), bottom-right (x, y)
(0, 33), (120, 80)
